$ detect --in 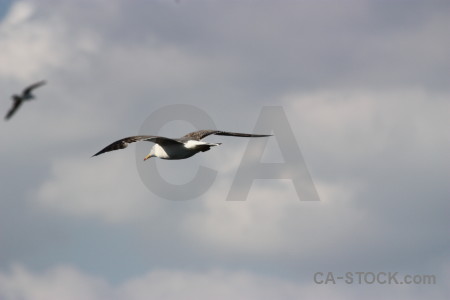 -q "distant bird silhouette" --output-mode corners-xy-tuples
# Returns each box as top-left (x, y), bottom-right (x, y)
(93, 130), (272, 160)
(4, 80), (47, 120)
